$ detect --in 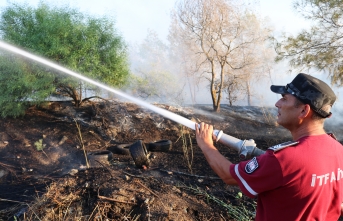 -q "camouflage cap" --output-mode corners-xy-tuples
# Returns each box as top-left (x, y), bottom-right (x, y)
(270, 73), (336, 118)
